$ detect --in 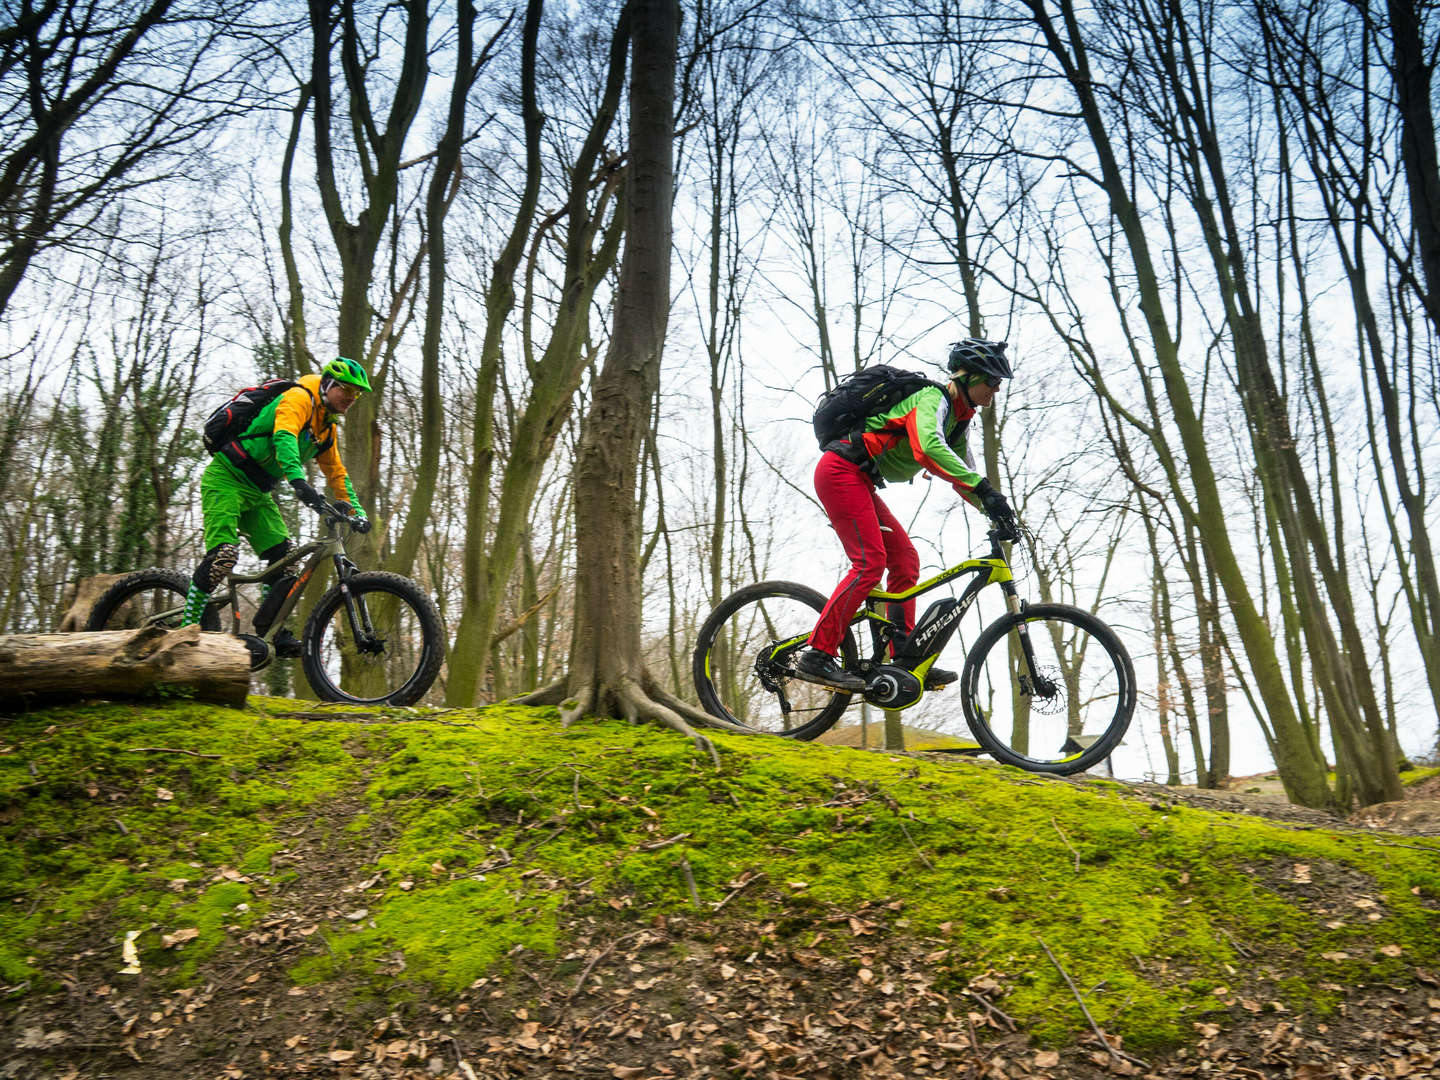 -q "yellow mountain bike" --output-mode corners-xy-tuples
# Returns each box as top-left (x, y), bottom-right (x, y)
(692, 527), (1136, 775)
